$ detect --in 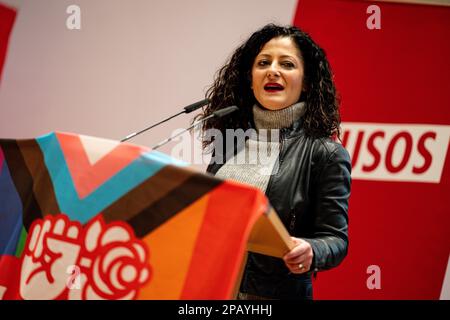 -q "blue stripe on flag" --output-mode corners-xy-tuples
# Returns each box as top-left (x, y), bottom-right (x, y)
(37, 133), (187, 224)
(0, 157), (24, 255)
